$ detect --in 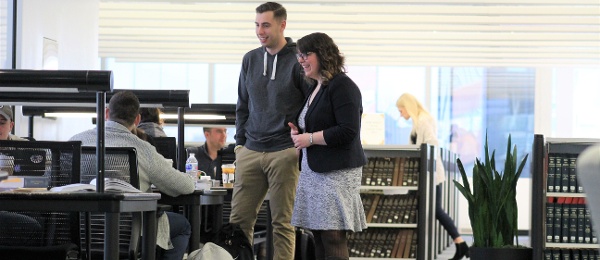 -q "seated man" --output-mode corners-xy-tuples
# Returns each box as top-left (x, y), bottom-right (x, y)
(195, 127), (231, 180)
(0, 105), (27, 142)
(0, 105), (43, 247)
(69, 91), (195, 260)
